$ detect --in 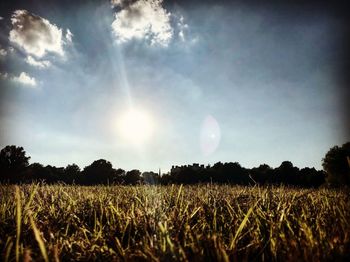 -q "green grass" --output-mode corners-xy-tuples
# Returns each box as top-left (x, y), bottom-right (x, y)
(0, 184), (349, 261)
